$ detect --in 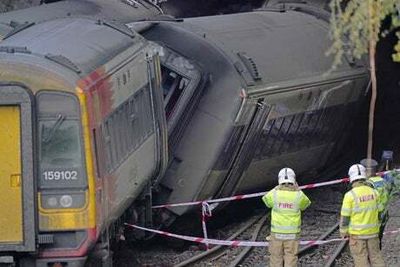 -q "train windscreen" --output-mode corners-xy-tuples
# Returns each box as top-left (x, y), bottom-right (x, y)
(37, 91), (87, 190)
